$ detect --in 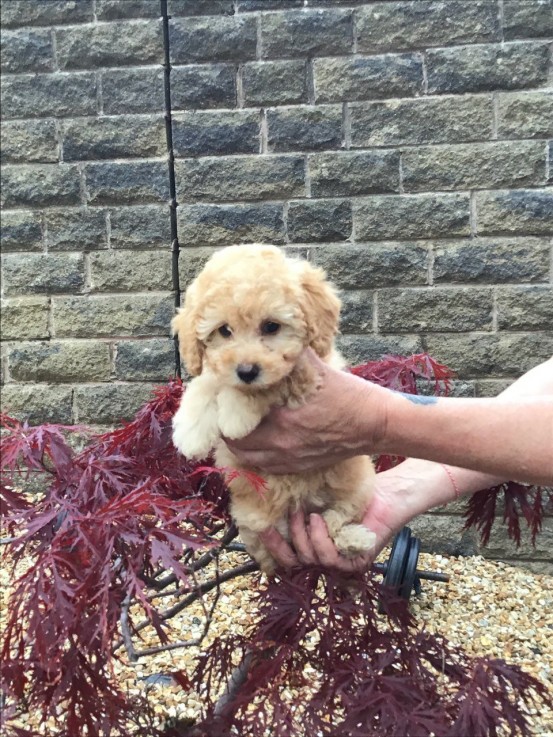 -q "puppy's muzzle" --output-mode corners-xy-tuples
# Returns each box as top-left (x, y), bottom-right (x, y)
(236, 363), (260, 384)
